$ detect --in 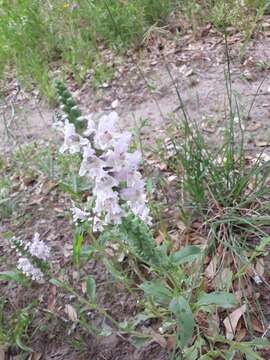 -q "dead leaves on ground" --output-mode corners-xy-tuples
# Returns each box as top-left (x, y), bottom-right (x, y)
(64, 304), (78, 322)
(224, 304), (247, 340)
(158, 218), (269, 343)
